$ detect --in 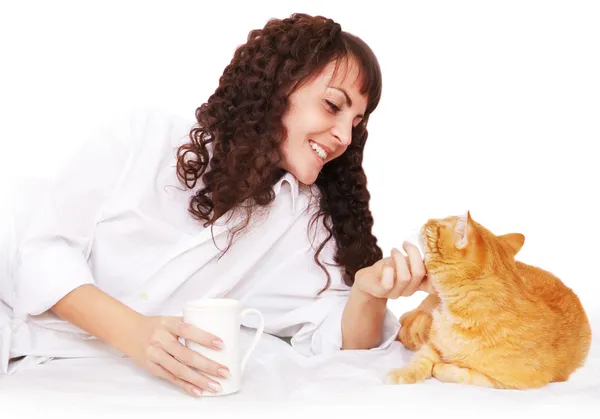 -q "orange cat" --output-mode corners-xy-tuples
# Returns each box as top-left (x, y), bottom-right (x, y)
(386, 211), (592, 389)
